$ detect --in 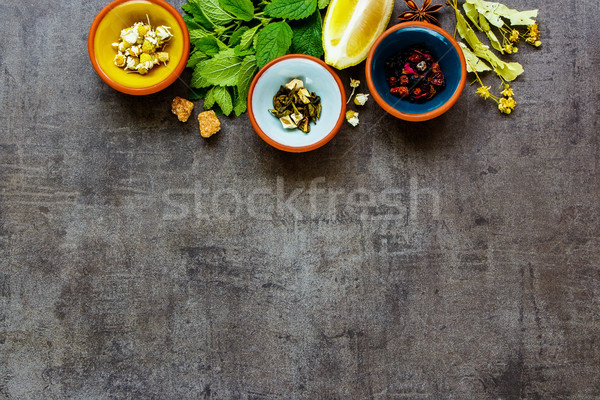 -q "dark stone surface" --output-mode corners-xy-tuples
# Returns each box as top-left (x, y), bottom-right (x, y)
(1, 0), (599, 399)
